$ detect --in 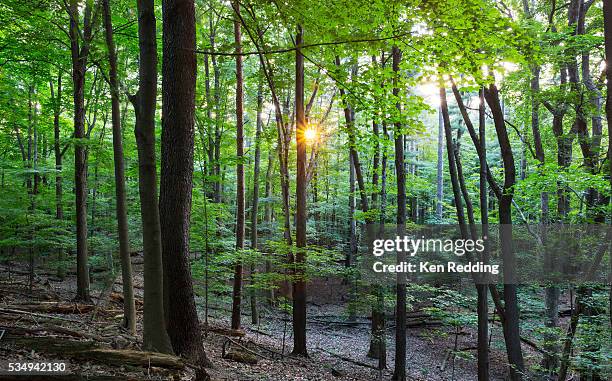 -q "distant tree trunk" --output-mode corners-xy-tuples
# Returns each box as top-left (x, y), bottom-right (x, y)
(160, 1), (210, 371)
(528, 60), (558, 375)
(264, 149), (275, 305)
(249, 78), (264, 325)
(484, 84), (525, 381)
(209, 25), (223, 204)
(131, 0), (172, 355)
(292, 25), (308, 357)
(231, 0), (245, 331)
(439, 86), (468, 239)
(477, 88), (490, 381)
(335, 57), (369, 214)
(605, 0), (612, 183)
(436, 106), (444, 220)
(68, 0), (93, 302)
(102, 0), (136, 335)
(348, 154), (356, 267)
(392, 46), (407, 381)
(50, 73), (65, 280)
(367, 52), (387, 367)
(236, 14), (292, 246)
(605, 3), (612, 329)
